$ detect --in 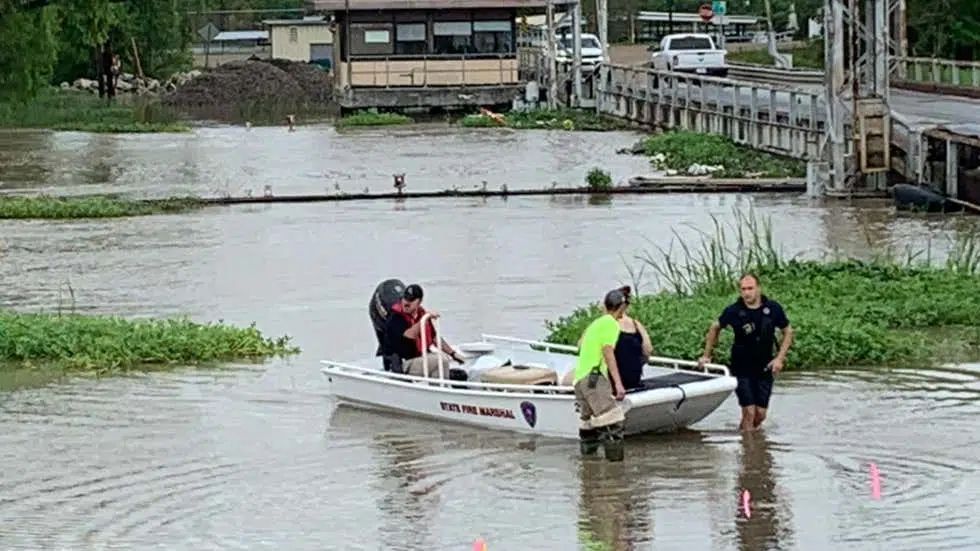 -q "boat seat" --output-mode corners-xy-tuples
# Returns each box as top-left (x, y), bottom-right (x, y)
(560, 370), (574, 387)
(479, 363), (558, 386)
